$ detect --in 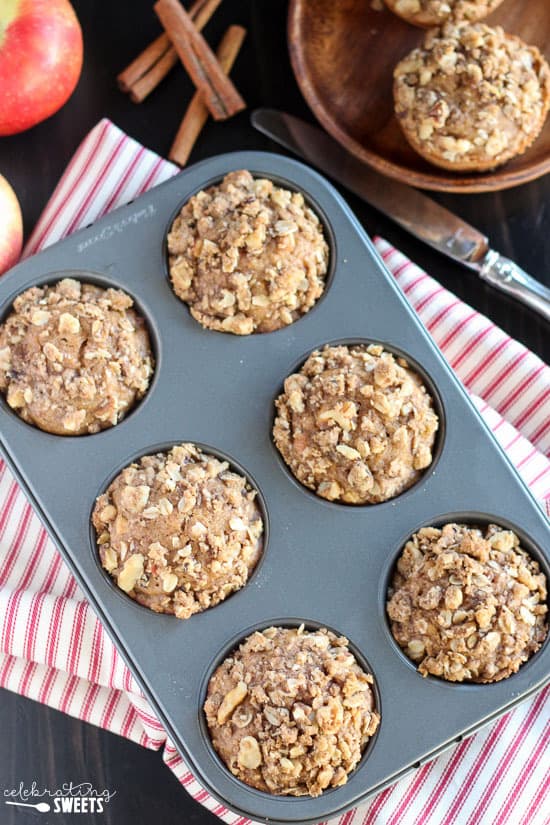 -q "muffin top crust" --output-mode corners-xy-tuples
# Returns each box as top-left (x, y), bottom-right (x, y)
(387, 523), (548, 683)
(204, 625), (380, 796)
(273, 344), (439, 504)
(92, 443), (263, 619)
(393, 23), (550, 171)
(385, 0), (504, 28)
(167, 170), (329, 335)
(0, 278), (153, 435)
